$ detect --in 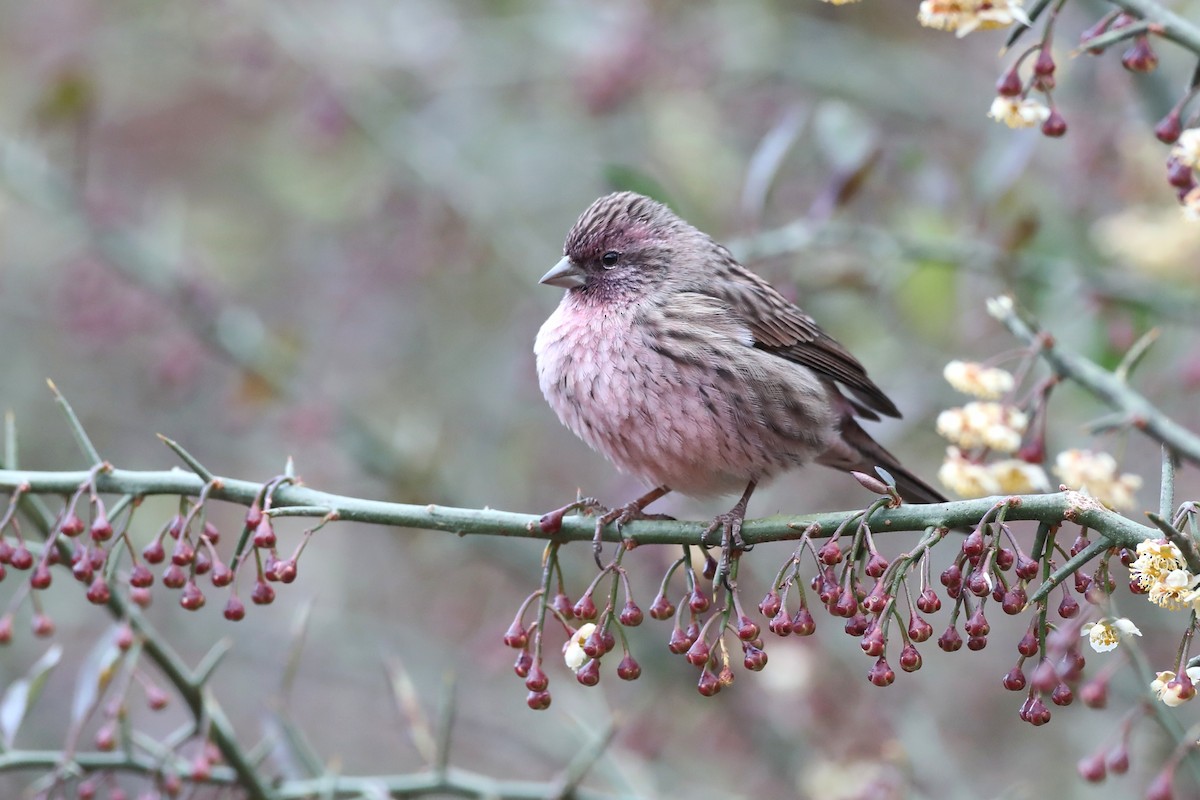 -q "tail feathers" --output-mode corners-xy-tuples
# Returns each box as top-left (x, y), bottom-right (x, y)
(817, 417), (947, 506)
